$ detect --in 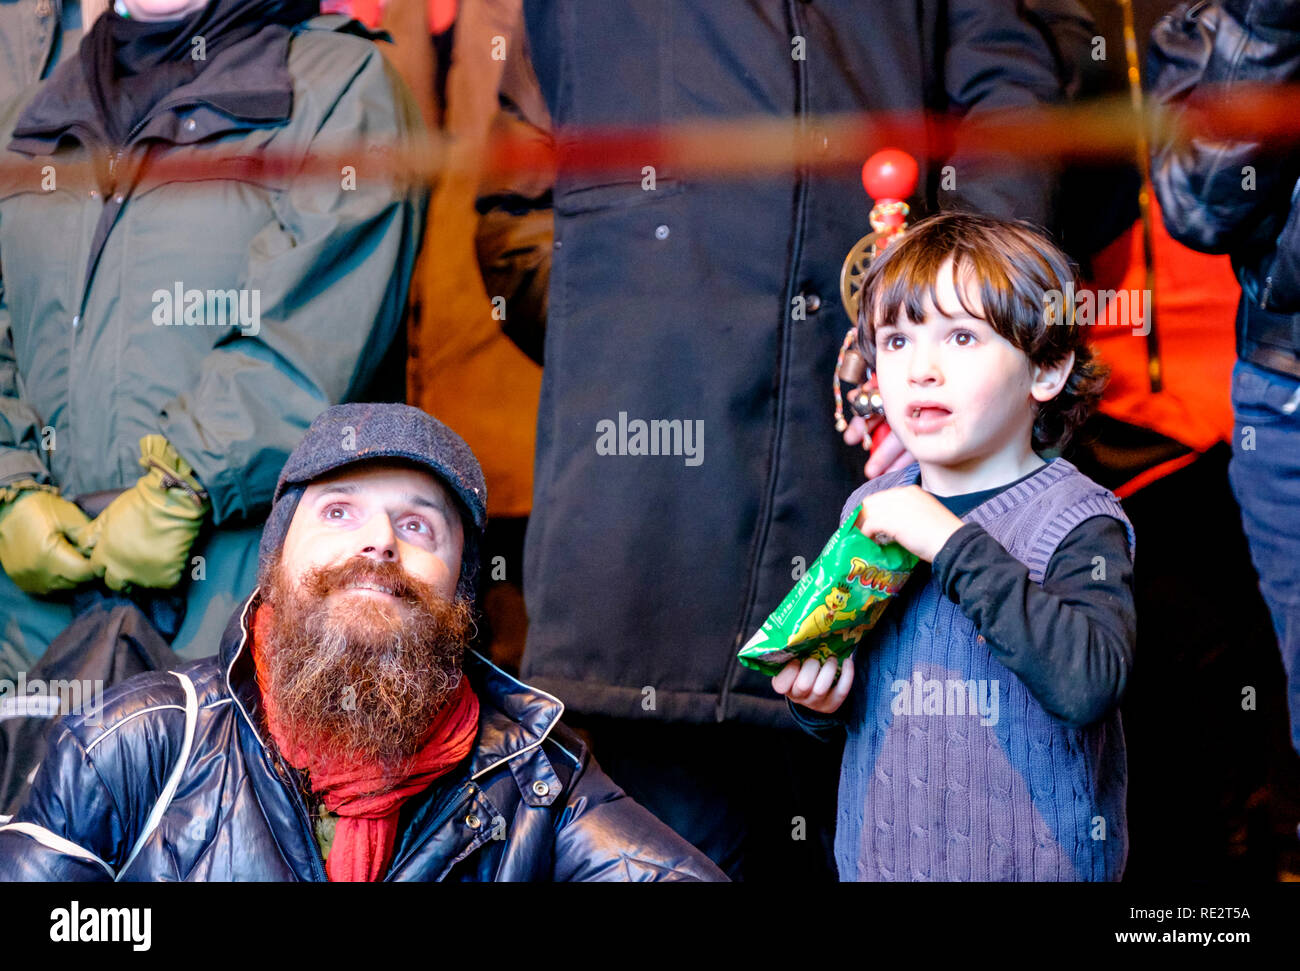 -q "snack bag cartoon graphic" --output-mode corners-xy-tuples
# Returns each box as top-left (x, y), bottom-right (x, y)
(737, 503), (917, 676)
